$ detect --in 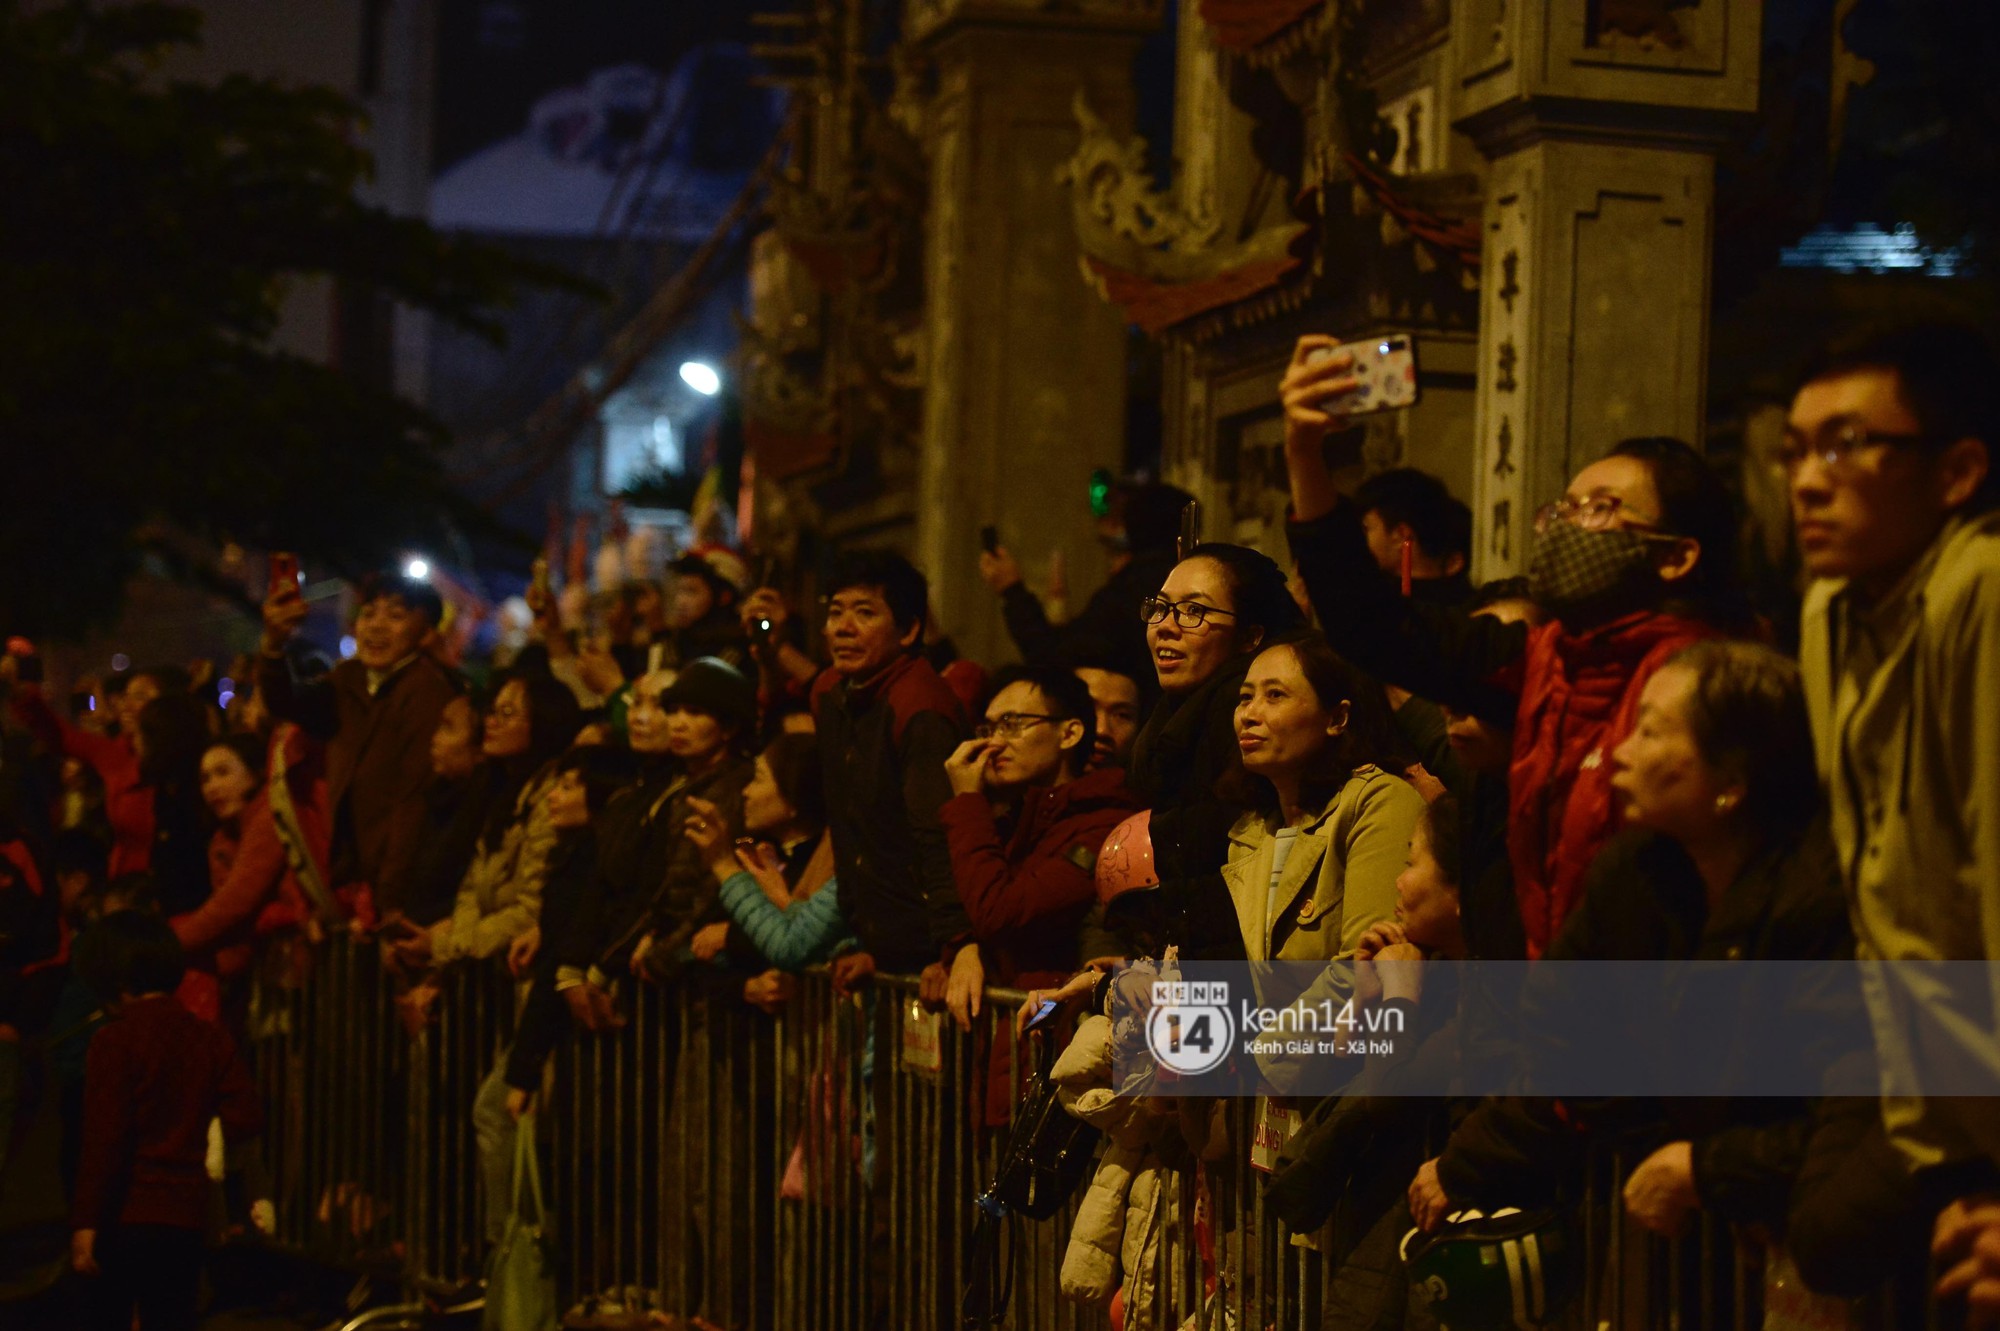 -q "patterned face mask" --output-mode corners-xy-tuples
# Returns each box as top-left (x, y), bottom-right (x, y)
(1526, 521), (1660, 619)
